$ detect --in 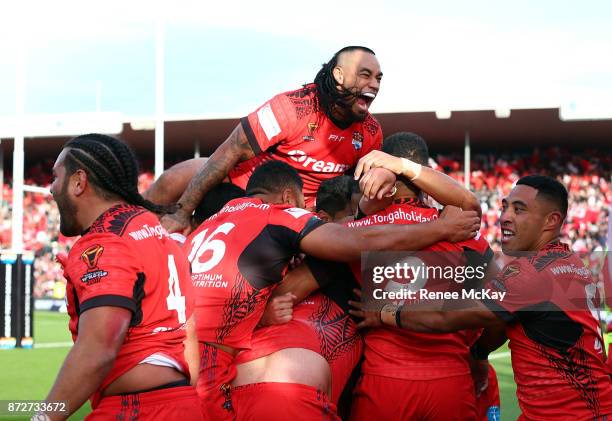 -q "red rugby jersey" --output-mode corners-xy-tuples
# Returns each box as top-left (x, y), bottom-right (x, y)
(185, 197), (325, 350)
(228, 84), (382, 208)
(346, 198), (493, 380)
(62, 204), (194, 408)
(484, 242), (612, 420)
(235, 292), (363, 404)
